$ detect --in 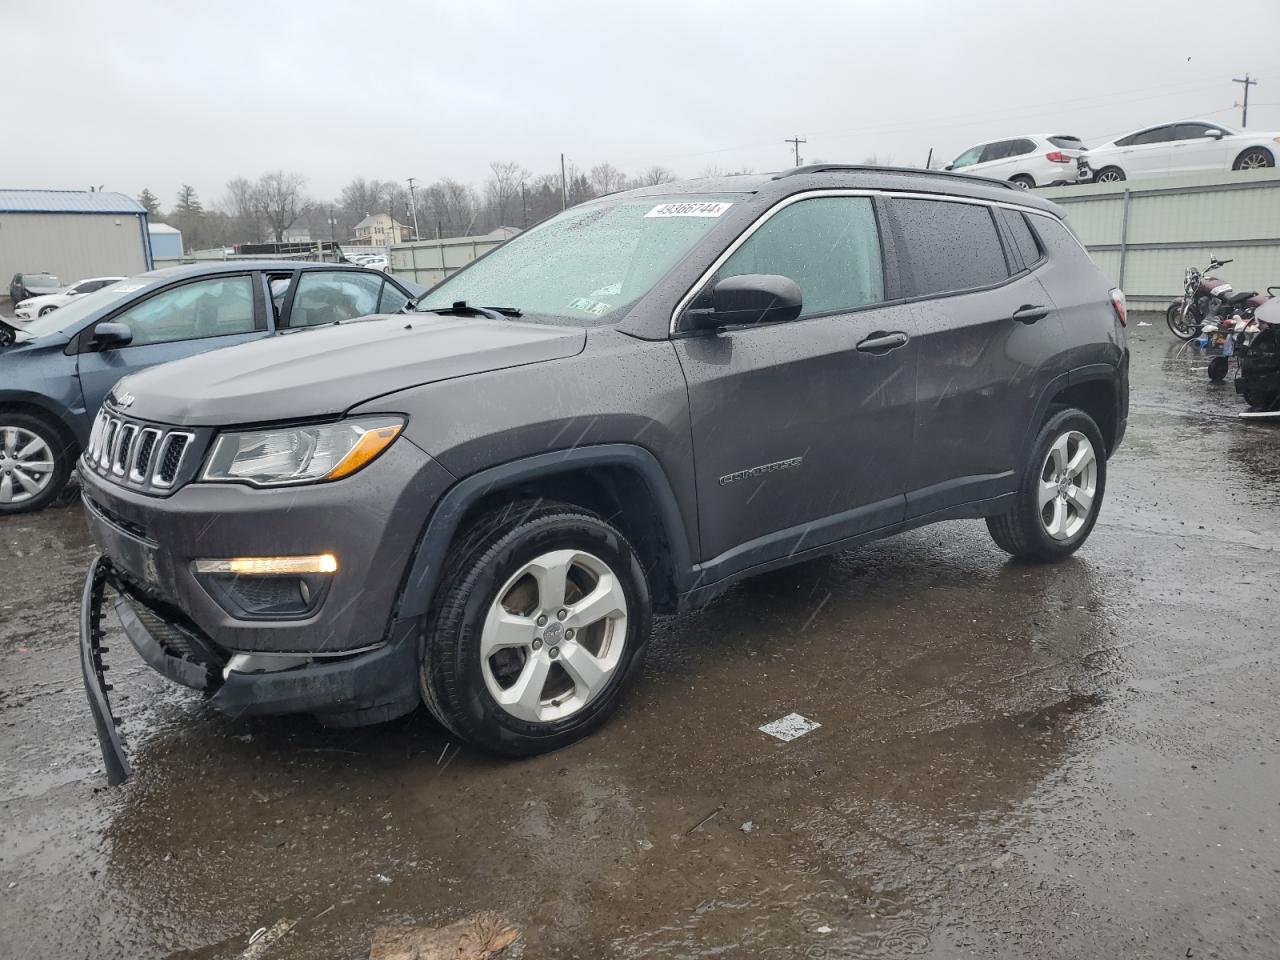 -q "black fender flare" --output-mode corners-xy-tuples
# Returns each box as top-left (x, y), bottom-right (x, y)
(1022, 362), (1125, 460)
(393, 444), (695, 620)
